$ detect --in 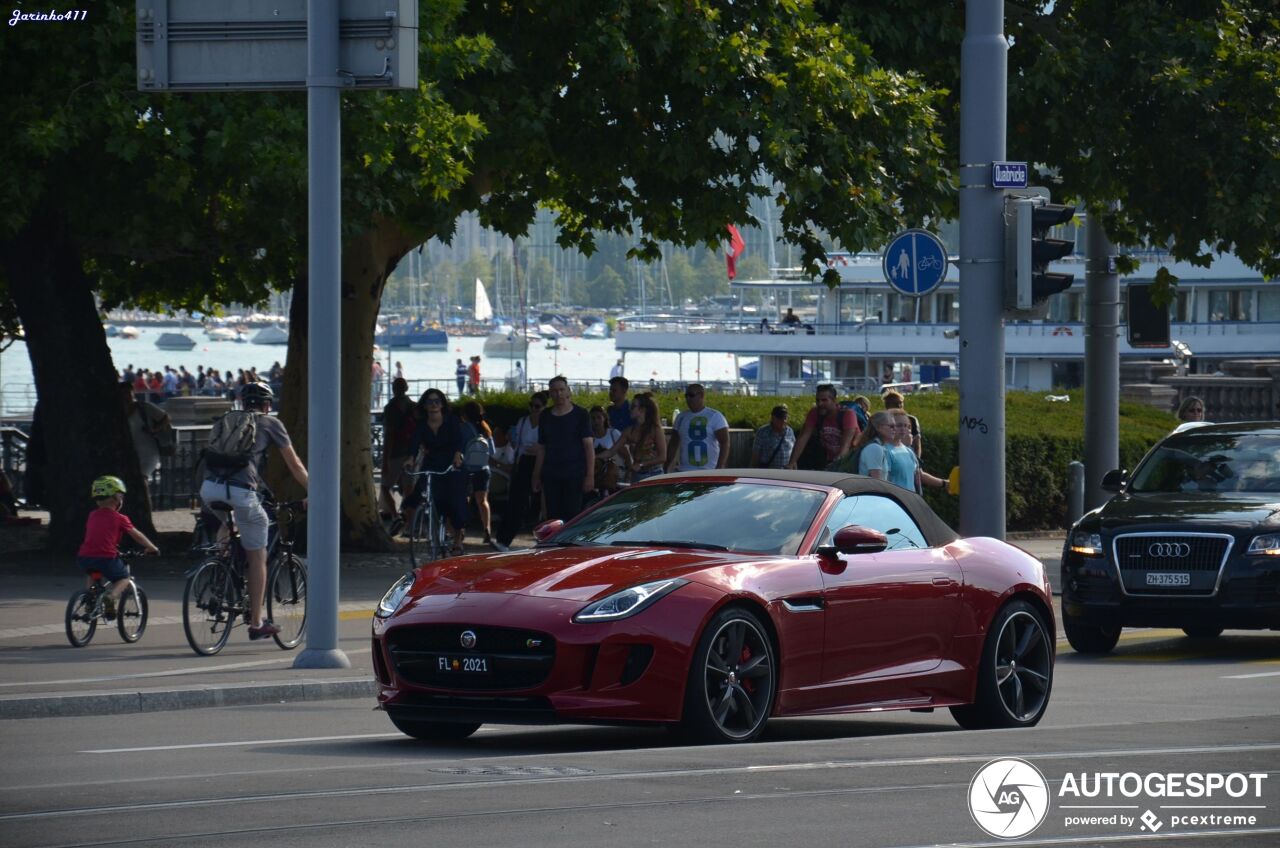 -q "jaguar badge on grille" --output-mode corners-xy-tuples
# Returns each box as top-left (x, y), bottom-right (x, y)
(1148, 542), (1191, 558)
(460, 630), (477, 649)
